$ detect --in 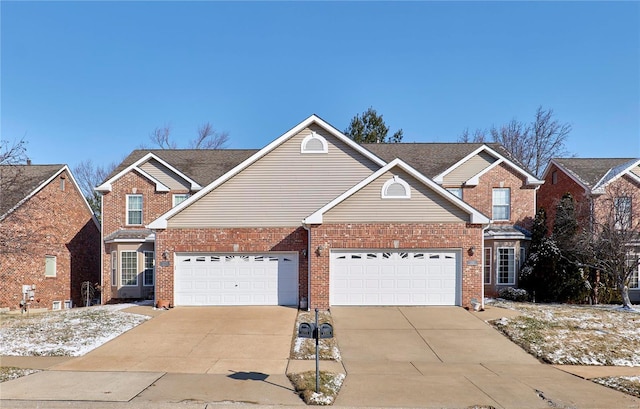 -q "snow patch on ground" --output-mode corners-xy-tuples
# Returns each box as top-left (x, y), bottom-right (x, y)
(0, 304), (149, 356)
